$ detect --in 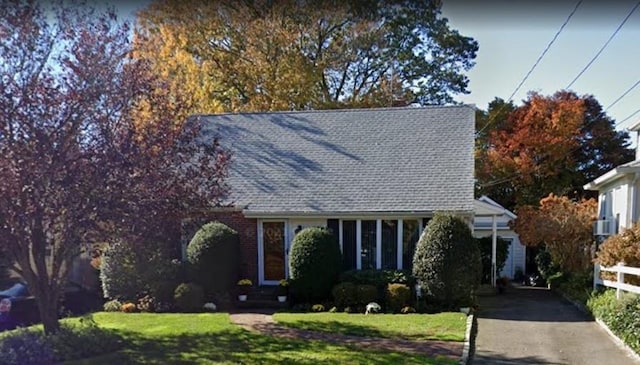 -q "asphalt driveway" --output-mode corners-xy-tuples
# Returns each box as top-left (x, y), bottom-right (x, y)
(473, 286), (639, 365)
